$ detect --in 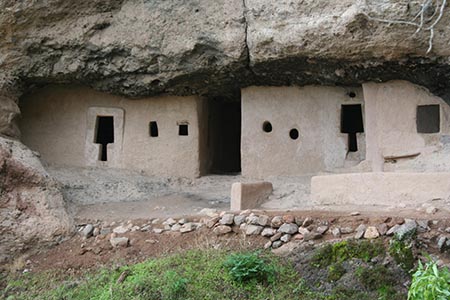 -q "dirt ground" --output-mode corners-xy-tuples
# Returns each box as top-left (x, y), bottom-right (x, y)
(5, 165), (450, 276)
